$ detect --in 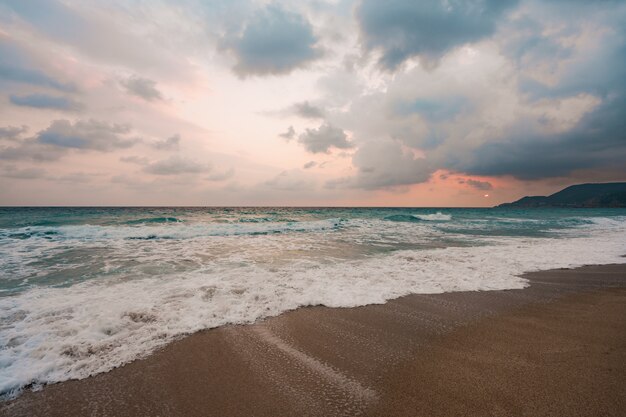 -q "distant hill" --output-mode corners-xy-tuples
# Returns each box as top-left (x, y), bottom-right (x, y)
(497, 183), (626, 208)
